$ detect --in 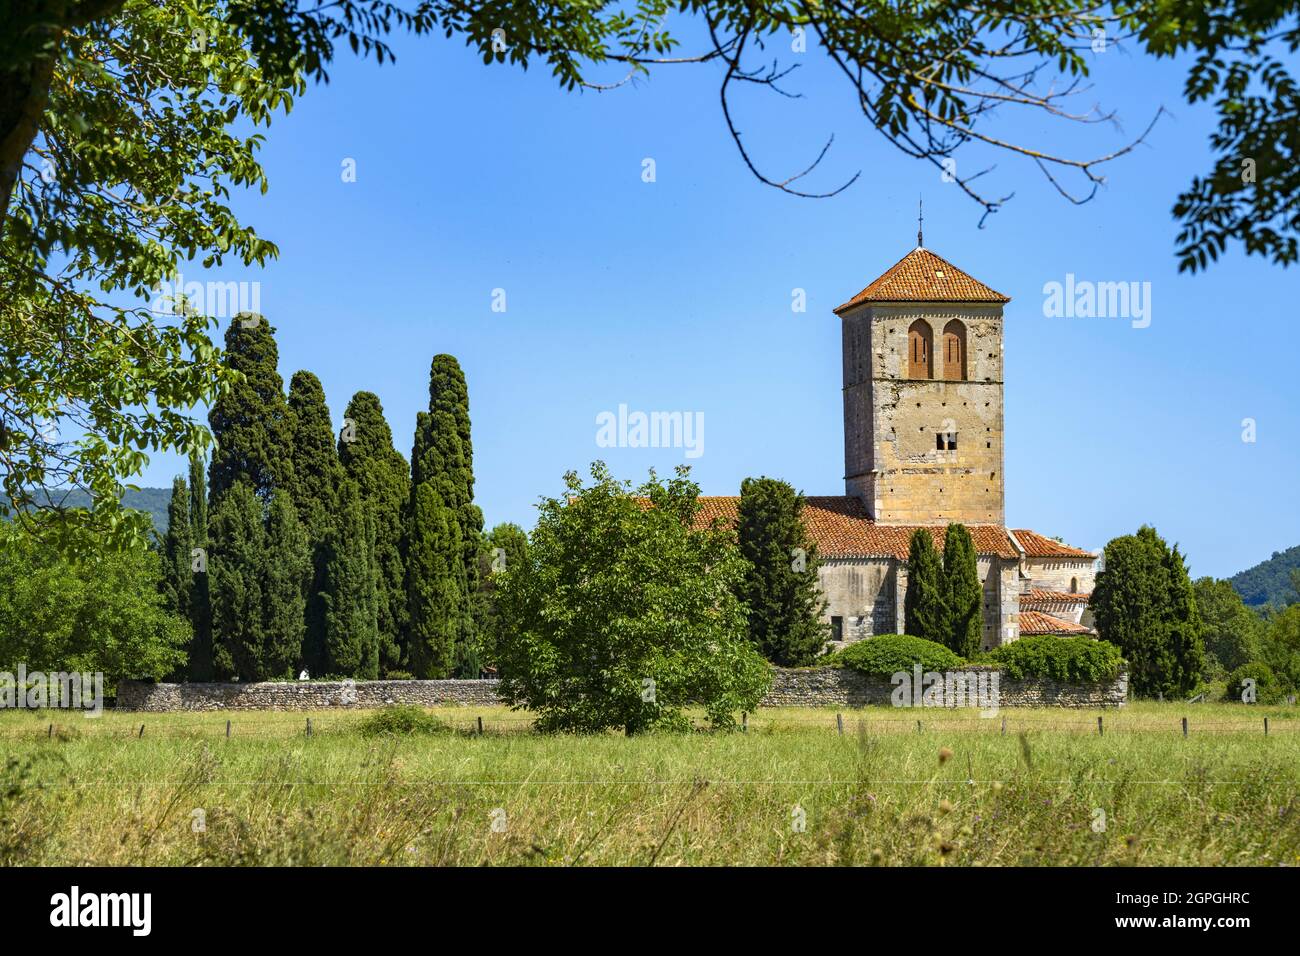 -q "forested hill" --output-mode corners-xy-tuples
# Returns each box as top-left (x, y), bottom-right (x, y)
(2, 487), (172, 538)
(1230, 545), (1300, 607)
